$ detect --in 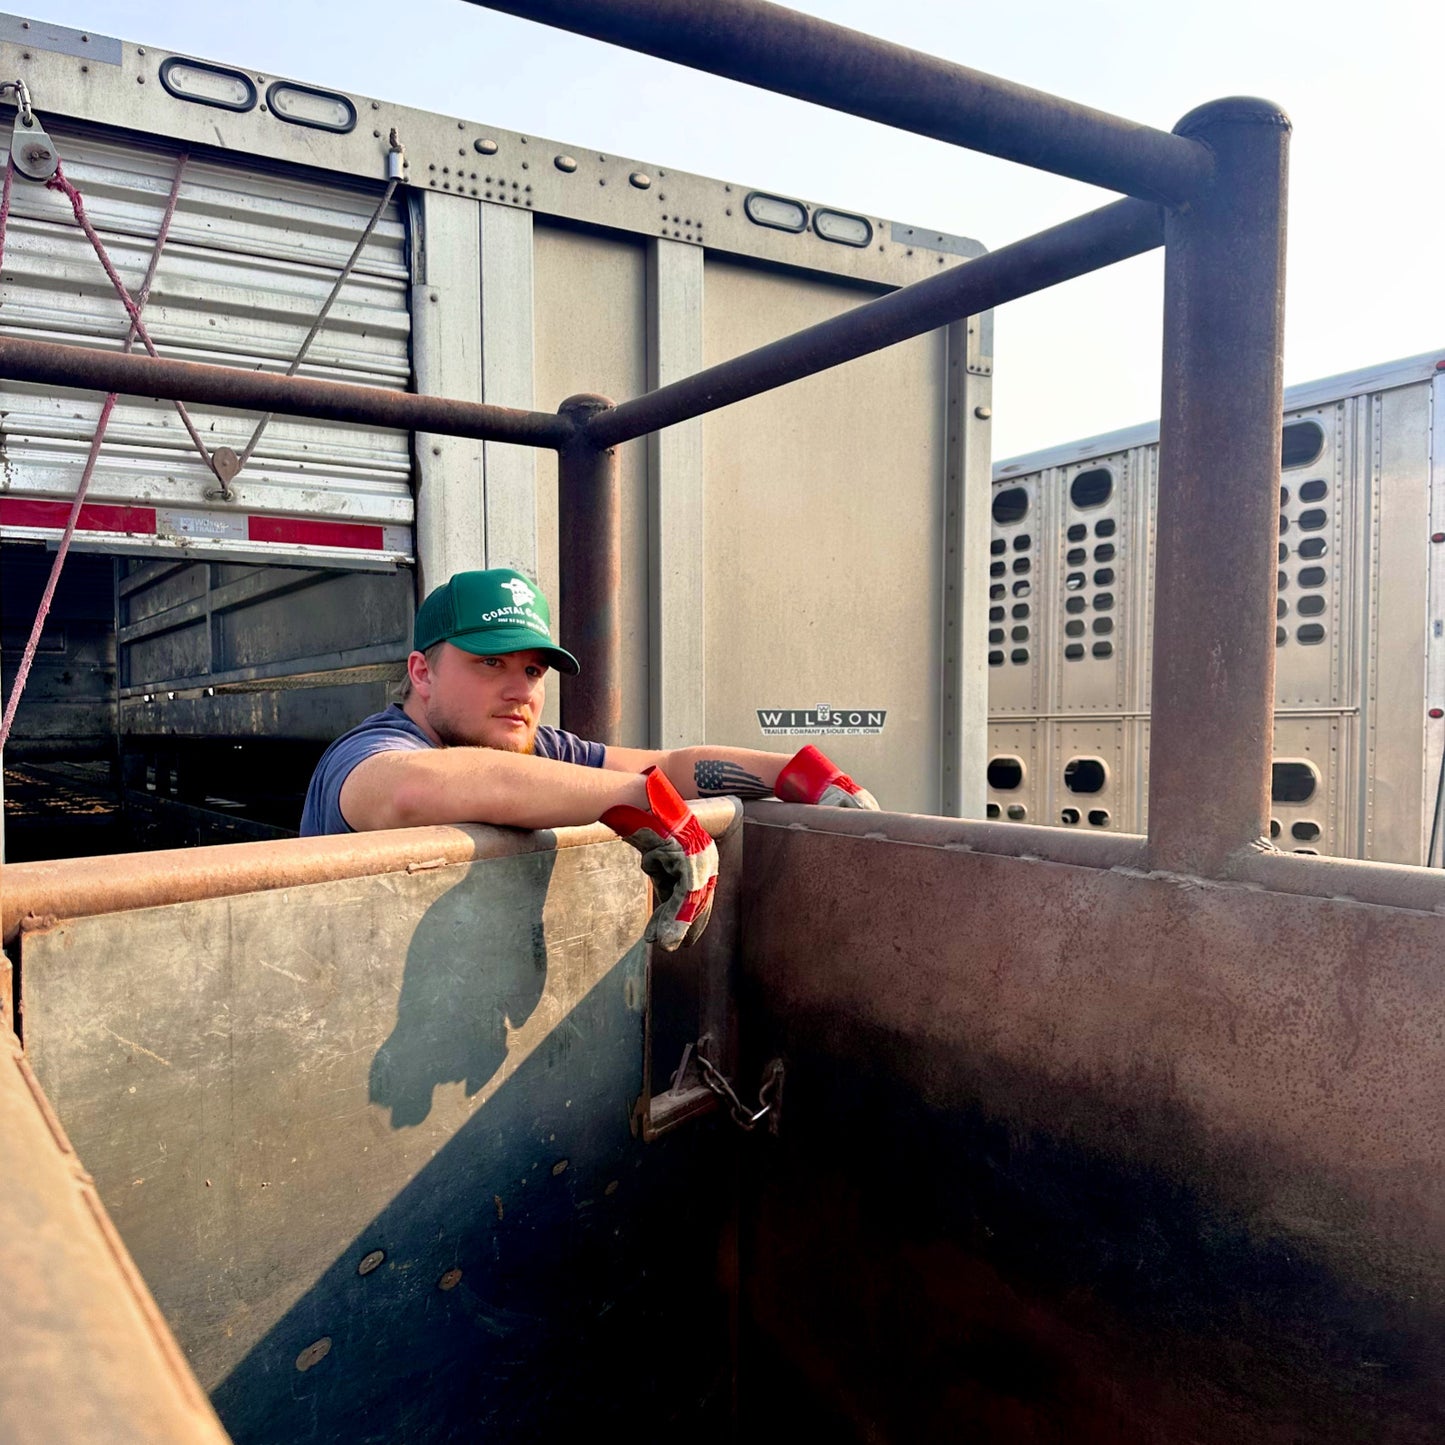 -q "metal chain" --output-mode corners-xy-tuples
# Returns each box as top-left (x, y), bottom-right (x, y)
(694, 1044), (783, 1133)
